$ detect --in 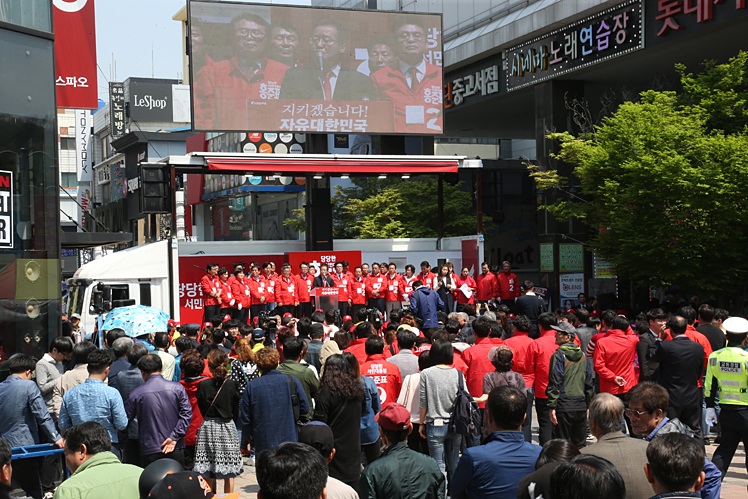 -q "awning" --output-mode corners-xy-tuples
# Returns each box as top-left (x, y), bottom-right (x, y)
(206, 155), (461, 174)
(61, 232), (133, 249)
